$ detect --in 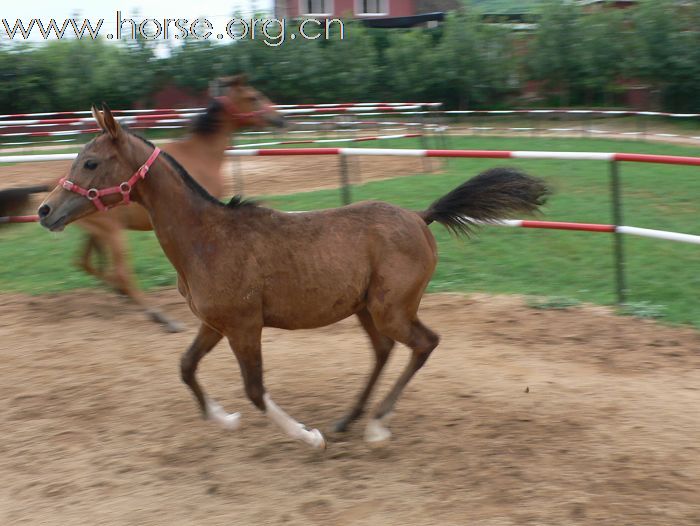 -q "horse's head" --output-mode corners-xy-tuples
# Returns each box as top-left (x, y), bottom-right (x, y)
(213, 74), (284, 128)
(38, 106), (145, 231)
